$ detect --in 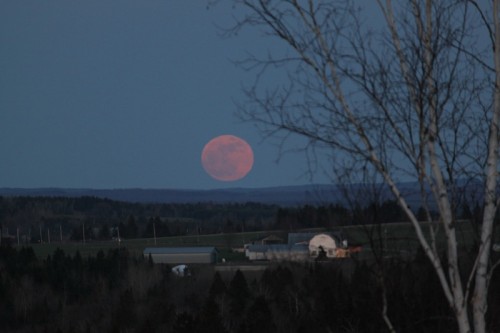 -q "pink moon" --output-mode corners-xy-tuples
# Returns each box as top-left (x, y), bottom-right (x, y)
(201, 135), (254, 181)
